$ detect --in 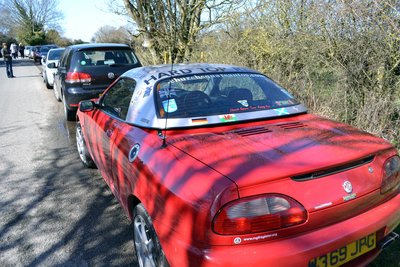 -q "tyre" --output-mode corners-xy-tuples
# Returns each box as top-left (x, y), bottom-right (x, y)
(76, 122), (96, 168)
(133, 204), (169, 267)
(46, 81), (52, 89)
(63, 96), (76, 121)
(53, 82), (61, 101)
(45, 75), (52, 89)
